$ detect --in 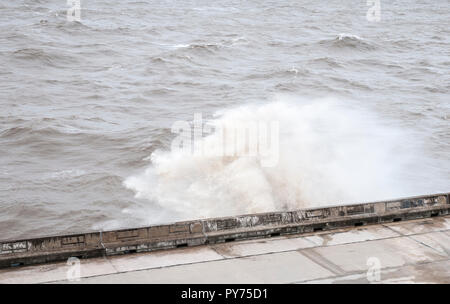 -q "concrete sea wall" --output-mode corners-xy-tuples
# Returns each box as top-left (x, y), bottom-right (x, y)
(1, 192), (449, 268)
